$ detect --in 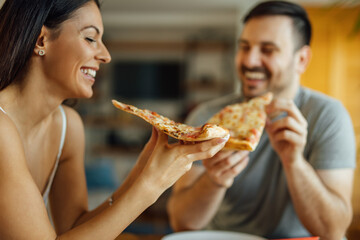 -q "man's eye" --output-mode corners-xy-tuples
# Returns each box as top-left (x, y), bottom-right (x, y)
(262, 48), (275, 54)
(239, 45), (250, 51)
